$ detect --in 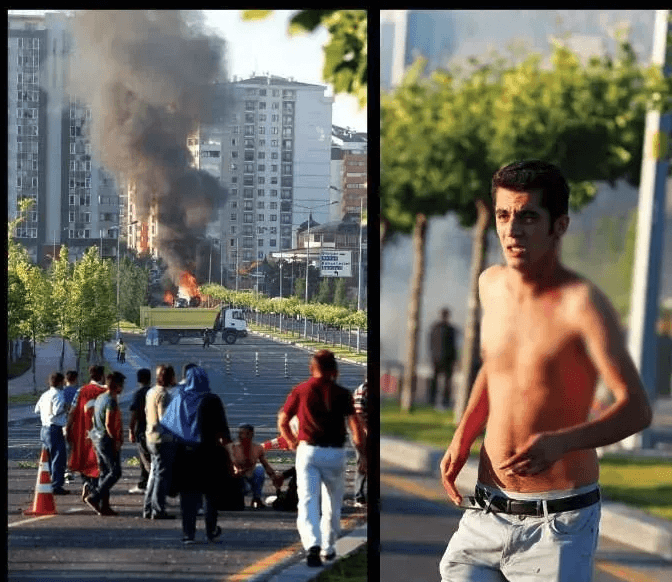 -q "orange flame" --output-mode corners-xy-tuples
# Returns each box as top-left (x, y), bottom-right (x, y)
(179, 271), (200, 300)
(164, 290), (175, 305)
